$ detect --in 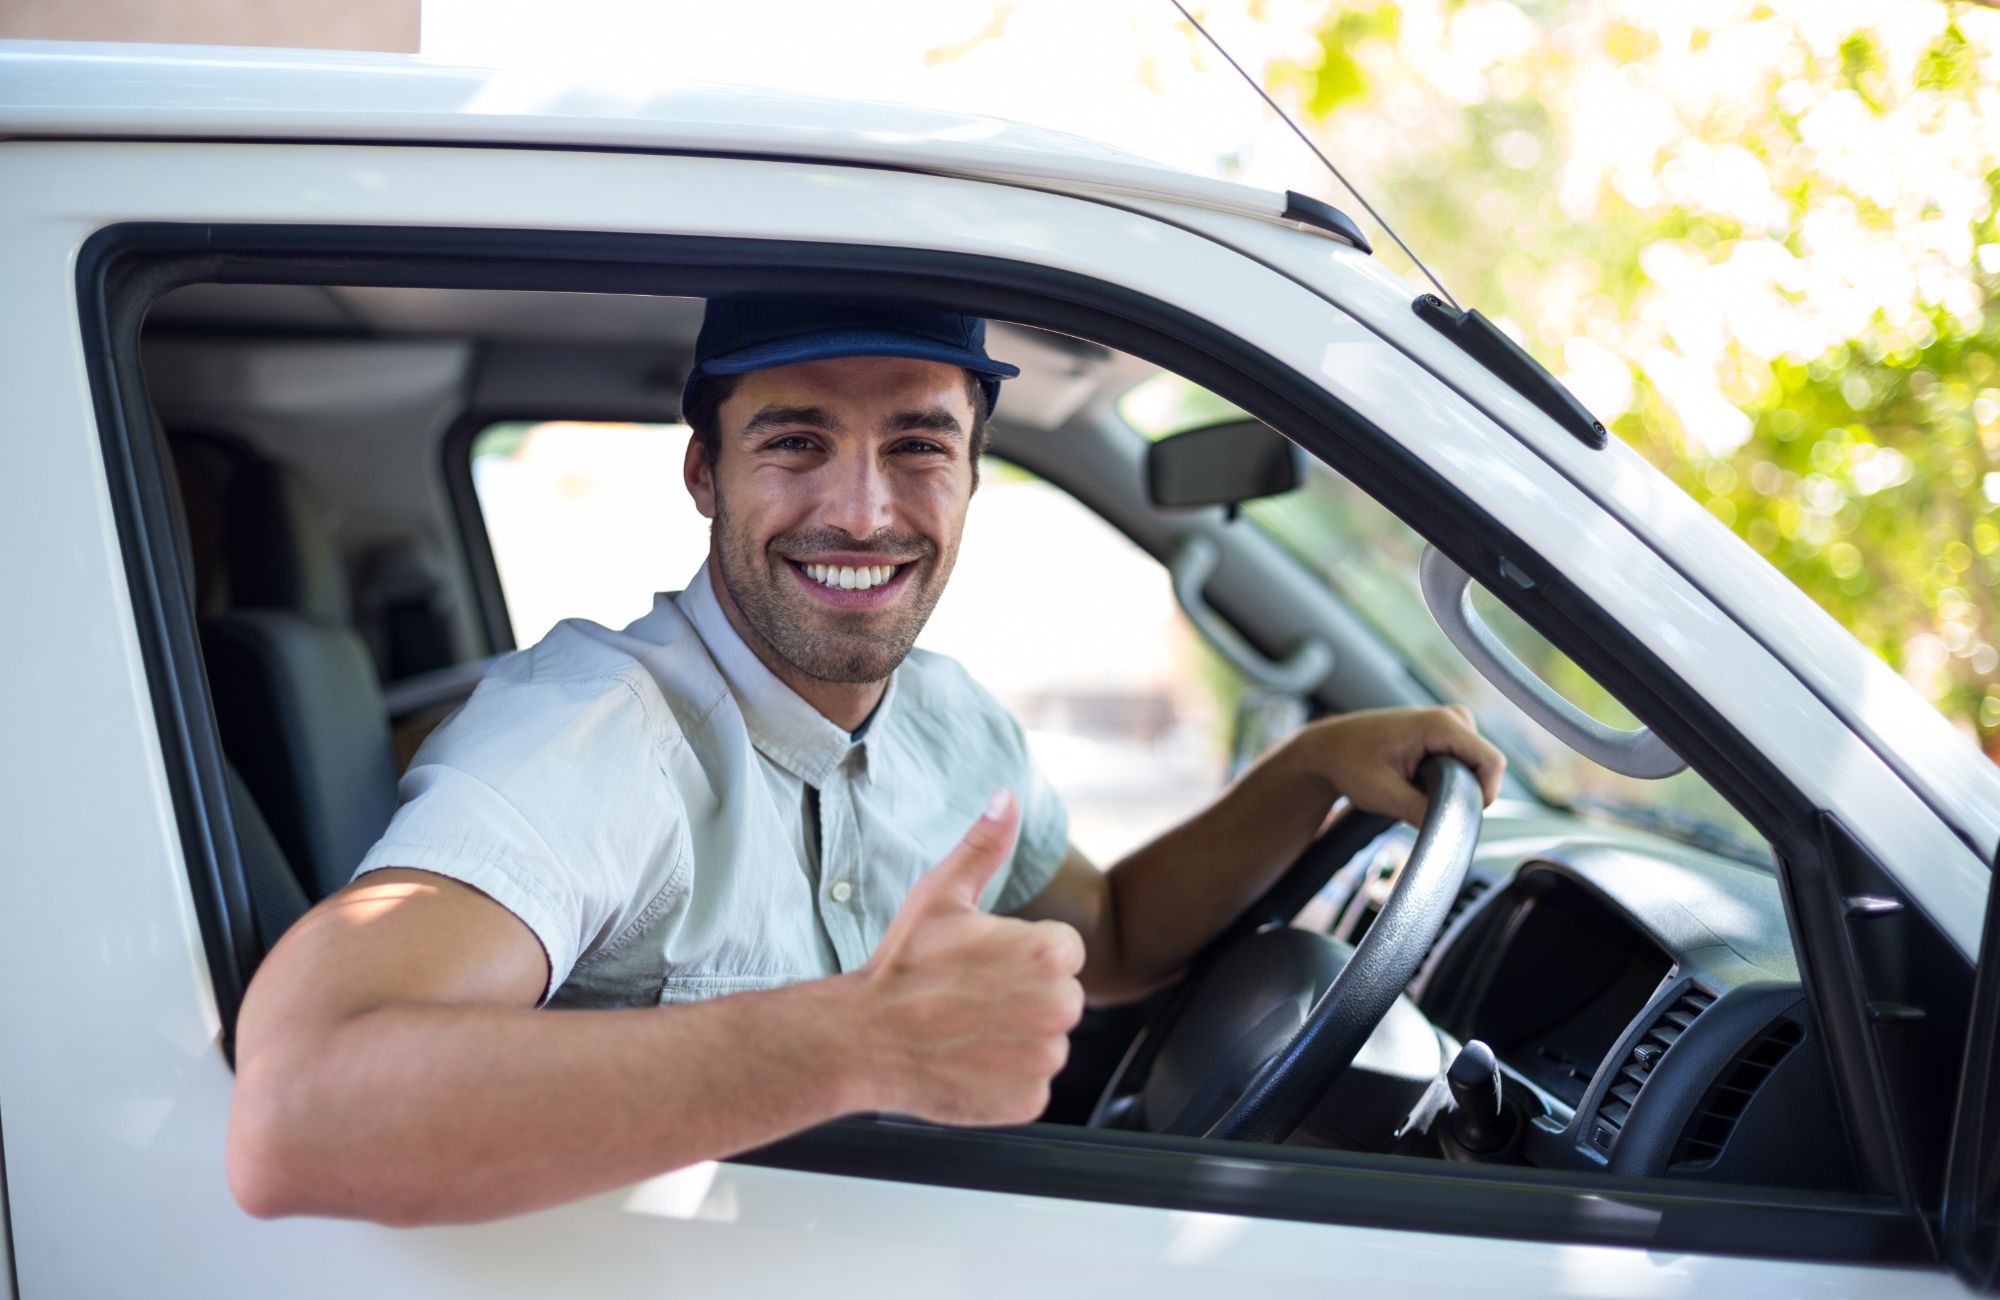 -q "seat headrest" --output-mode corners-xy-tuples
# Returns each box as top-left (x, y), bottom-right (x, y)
(167, 428), (258, 616)
(224, 456), (351, 624)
